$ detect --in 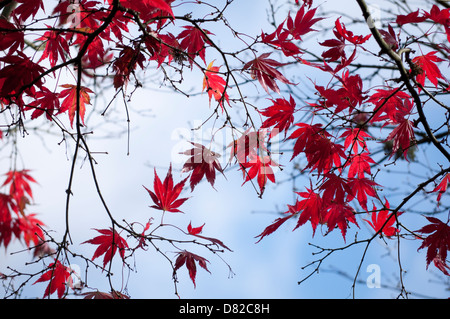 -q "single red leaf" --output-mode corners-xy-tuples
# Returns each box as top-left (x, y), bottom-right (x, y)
(144, 164), (189, 213)
(324, 201), (359, 241)
(286, 4), (323, 40)
(112, 44), (146, 90)
(82, 228), (129, 269)
(261, 22), (302, 58)
(0, 20), (24, 55)
(416, 215), (450, 275)
(255, 204), (297, 243)
(430, 173), (450, 204)
(260, 95), (296, 138)
(177, 26), (212, 65)
(202, 61), (230, 108)
(0, 52), (45, 98)
(340, 127), (372, 155)
(346, 152), (376, 179)
(26, 88), (60, 121)
(37, 26), (70, 67)
(412, 51), (446, 88)
(242, 53), (293, 94)
(319, 173), (353, 204)
(333, 18), (371, 45)
(396, 10), (426, 26)
(173, 250), (211, 288)
(347, 177), (378, 211)
(57, 84), (94, 128)
(384, 118), (416, 160)
(33, 260), (71, 299)
(12, 0), (44, 23)
(294, 187), (325, 234)
(288, 122), (324, 160)
(364, 200), (401, 237)
(180, 142), (224, 191)
(15, 213), (45, 248)
(239, 154), (278, 196)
